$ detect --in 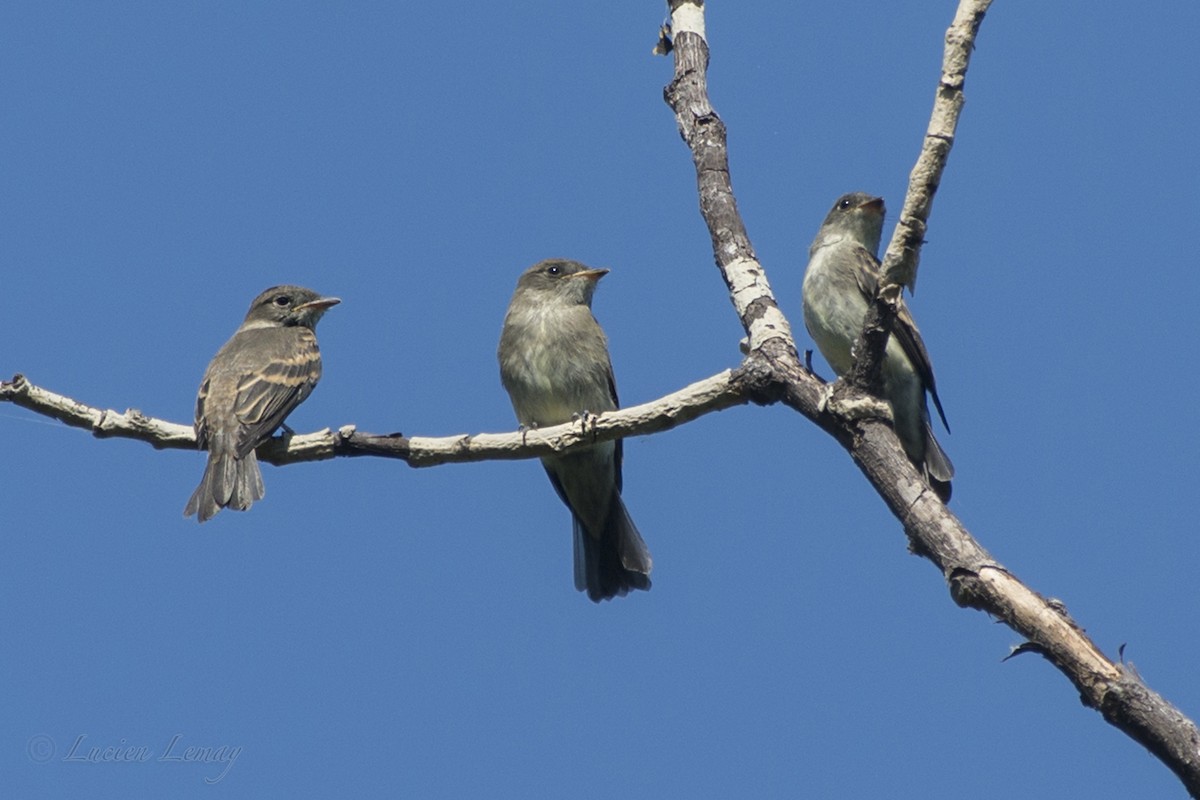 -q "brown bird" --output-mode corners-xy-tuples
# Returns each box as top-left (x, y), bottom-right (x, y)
(184, 285), (339, 522)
